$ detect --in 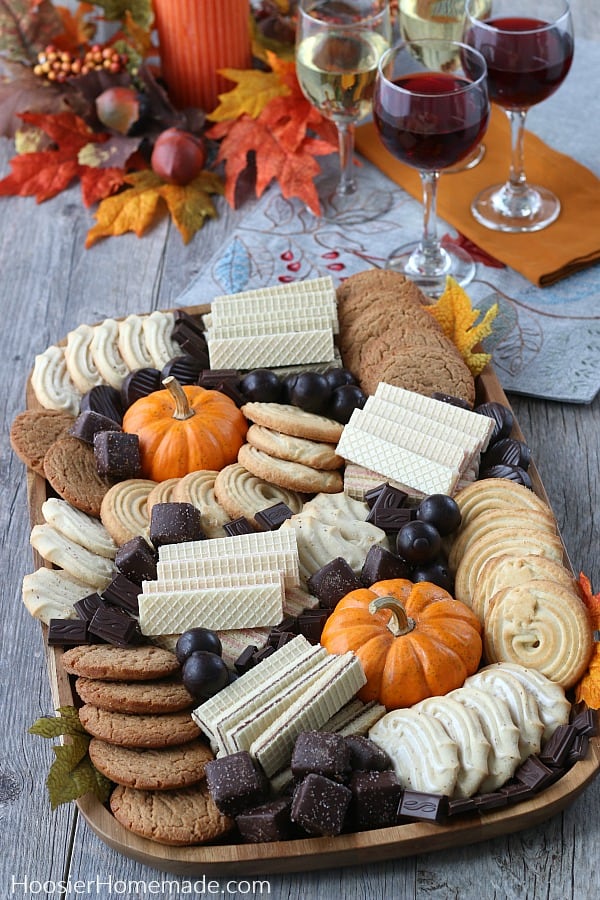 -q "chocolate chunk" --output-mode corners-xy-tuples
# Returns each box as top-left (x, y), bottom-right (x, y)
(234, 645), (258, 675)
(205, 751), (269, 816)
(479, 464), (533, 489)
(80, 384), (123, 423)
(345, 735), (392, 772)
(291, 773), (352, 836)
(499, 782), (535, 804)
(236, 798), (293, 843)
(174, 308), (206, 333)
(101, 574), (141, 616)
(252, 645), (275, 664)
(481, 437), (531, 472)
(161, 355), (205, 386)
(570, 704), (597, 737)
(114, 536), (158, 586)
(369, 507), (414, 532)
(474, 400), (514, 442)
(473, 791), (508, 812)
(255, 502), (294, 531)
(88, 605), (139, 647)
(350, 770), (403, 831)
(70, 409), (122, 444)
(514, 756), (557, 791)
(73, 592), (106, 621)
(197, 368), (239, 388)
(398, 790), (448, 822)
(171, 321), (209, 362)
(212, 380), (247, 407)
(223, 517), (257, 536)
(538, 723), (577, 768)
(267, 631), (297, 649)
(432, 391), (472, 410)
(365, 484), (408, 527)
(93, 431), (141, 480)
(149, 502), (205, 546)
(47, 618), (90, 646)
(120, 367), (161, 409)
(307, 557), (361, 609)
(446, 796), (477, 817)
(364, 483), (387, 508)
(360, 544), (412, 586)
(296, 608), (329, 643)
(270, 615), (298, 635)
(566, 733), (589, 765)
(291, 731), (351, 781)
